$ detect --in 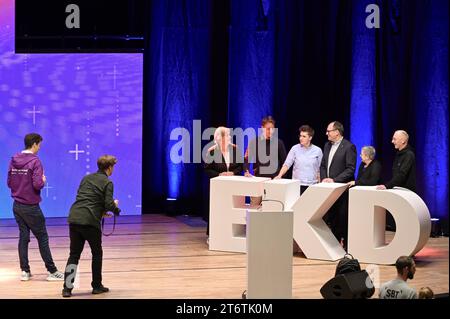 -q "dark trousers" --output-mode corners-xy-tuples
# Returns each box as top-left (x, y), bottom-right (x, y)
(324, 190), (349, 244)
(64, 224), (103, 290)
(13, 201), (57, 273)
